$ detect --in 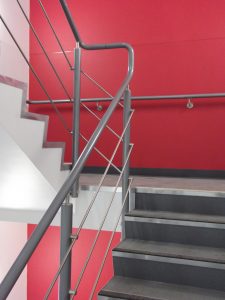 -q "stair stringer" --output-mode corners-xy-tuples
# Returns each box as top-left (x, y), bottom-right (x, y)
(0, 74), (70, 190)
